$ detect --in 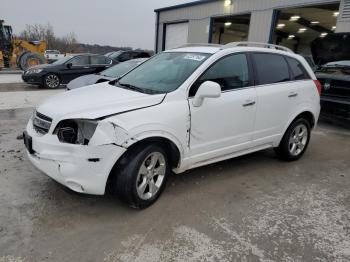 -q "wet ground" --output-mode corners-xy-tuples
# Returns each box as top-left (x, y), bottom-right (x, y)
(0, 83), (350, 262)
